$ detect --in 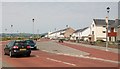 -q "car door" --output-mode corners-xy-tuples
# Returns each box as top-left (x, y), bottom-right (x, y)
(8, 41), (14, 51)
(4, 42), (10, 54)
(5, 41), (14, 54)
